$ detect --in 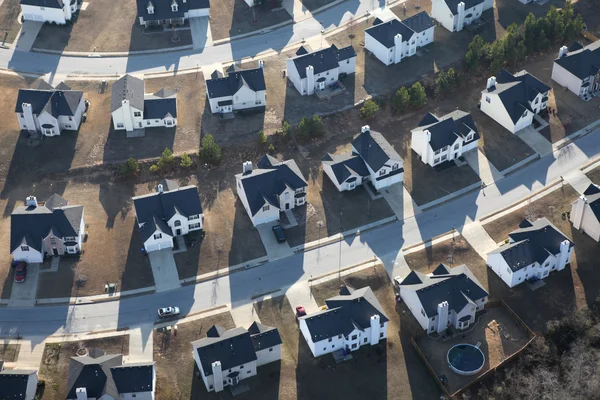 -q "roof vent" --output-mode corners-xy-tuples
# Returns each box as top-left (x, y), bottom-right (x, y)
(26, 196), (38, 208)
(243, 161), (253, 174)
(361, 125), (370, 133)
